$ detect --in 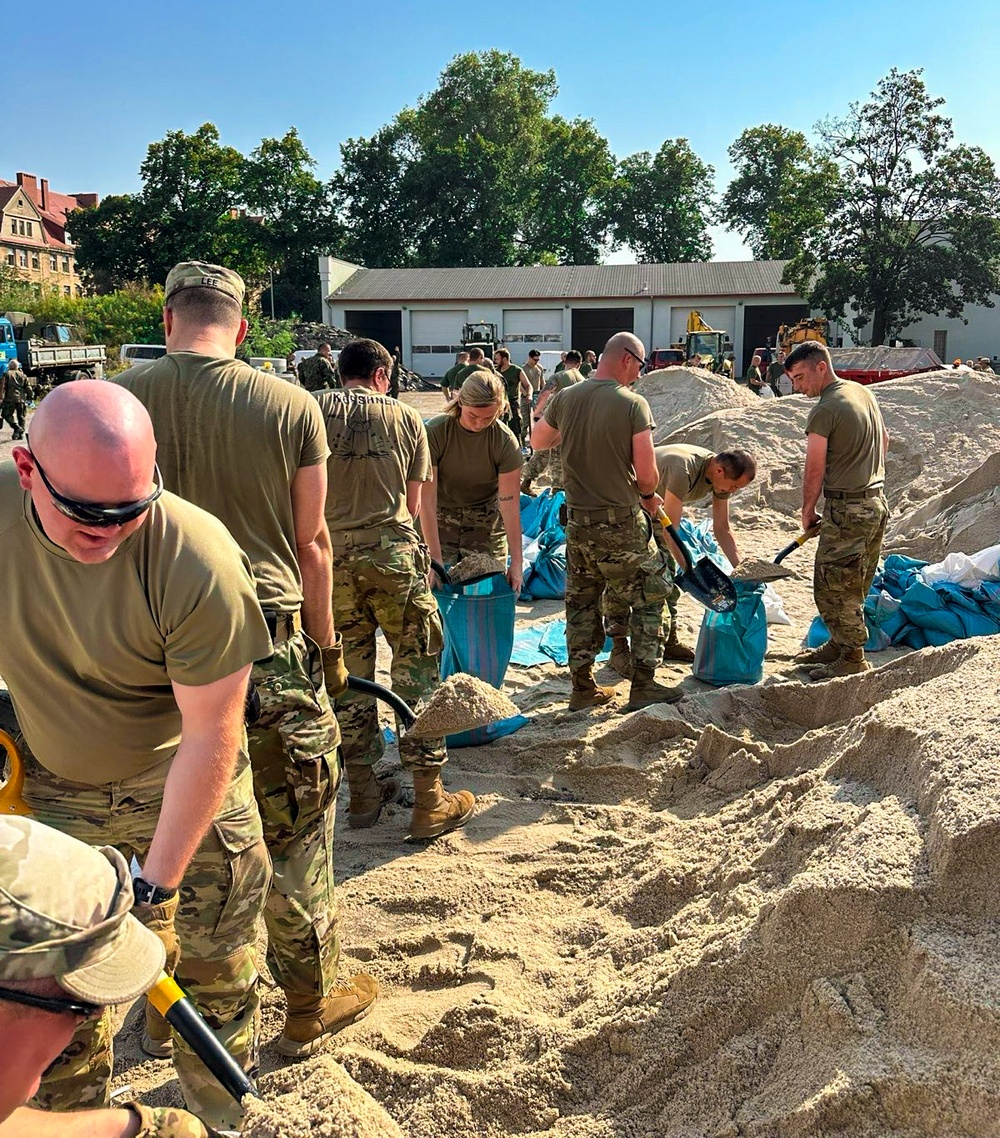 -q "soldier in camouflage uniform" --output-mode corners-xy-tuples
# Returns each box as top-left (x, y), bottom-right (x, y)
(786, 341), (890, 679)
(532, 333), (681, 711)
(520, 351), (584, 494)
(0, 383), (271, 1130)
(1, 359), (32, 440)
(119, 261), (376, 1062)
(298, 342), (339, 392)
(0, 815), (221, 1136)
(316, 338), (475, 840)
